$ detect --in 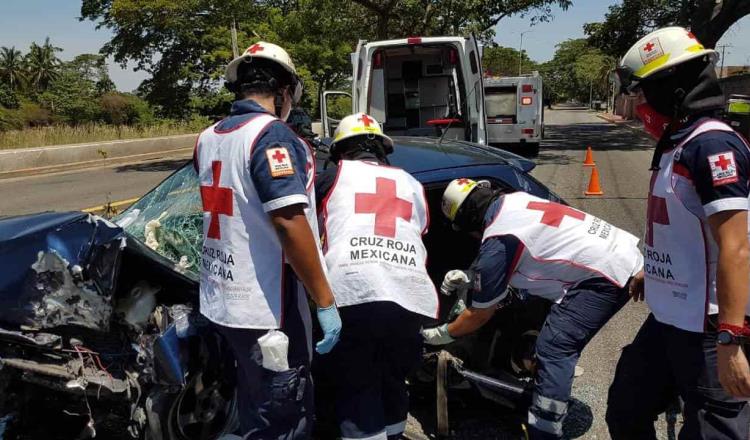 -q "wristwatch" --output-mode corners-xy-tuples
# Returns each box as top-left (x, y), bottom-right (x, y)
(717, 330), (745, 346)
